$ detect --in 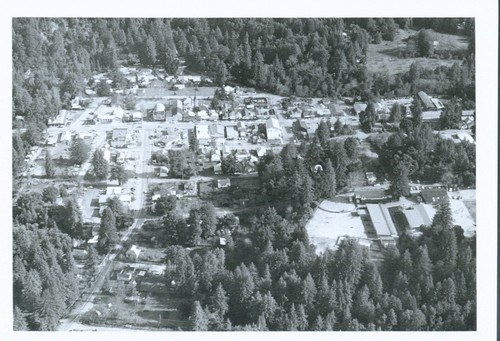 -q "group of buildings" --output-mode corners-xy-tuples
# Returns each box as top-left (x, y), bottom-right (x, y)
(352, 186), (449, 247)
